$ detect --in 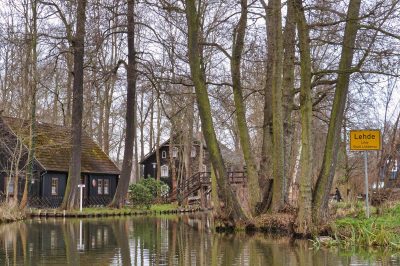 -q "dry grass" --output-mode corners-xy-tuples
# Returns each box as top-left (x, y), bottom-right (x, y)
(255, 212), (295, 234)
(0, 201), (25, 223)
